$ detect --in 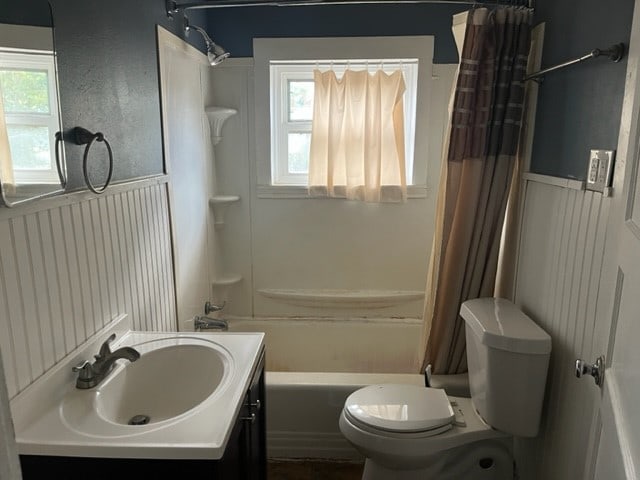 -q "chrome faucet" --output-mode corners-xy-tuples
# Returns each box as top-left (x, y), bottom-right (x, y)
(72, 333), (140, 389)
(194, 315), (228, 331)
